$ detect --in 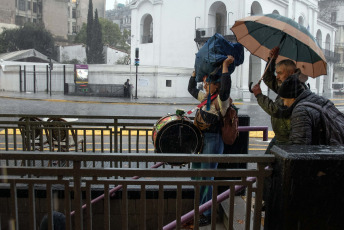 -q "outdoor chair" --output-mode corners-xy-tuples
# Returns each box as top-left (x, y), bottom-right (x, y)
(45, 117), (85, 153)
